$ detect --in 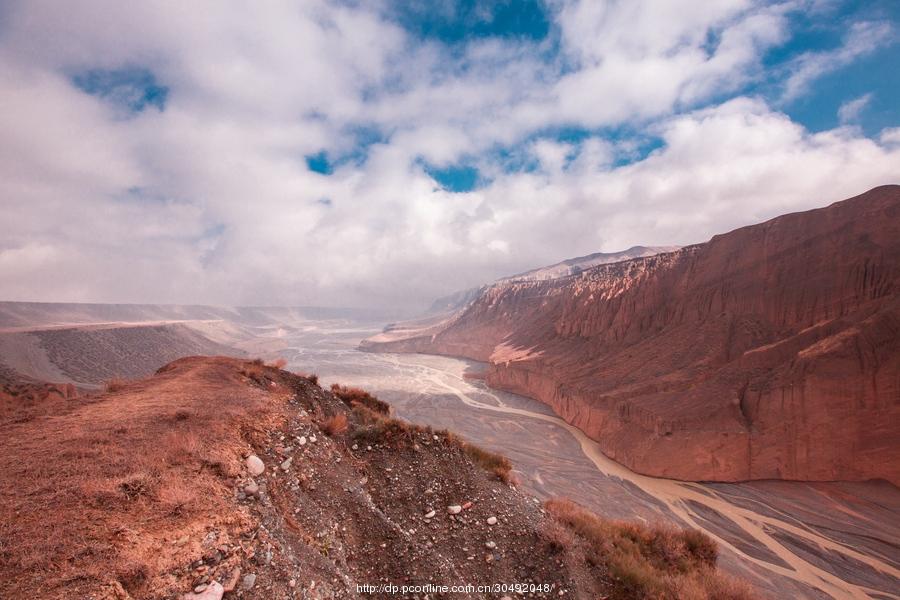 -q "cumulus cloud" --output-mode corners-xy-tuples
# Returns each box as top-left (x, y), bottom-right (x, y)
(0, 0), (897, 311)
